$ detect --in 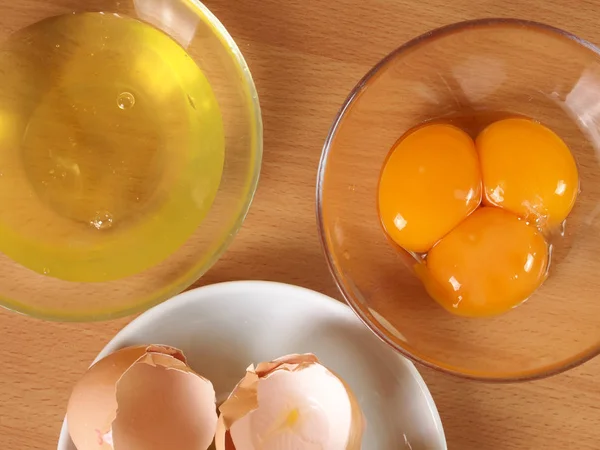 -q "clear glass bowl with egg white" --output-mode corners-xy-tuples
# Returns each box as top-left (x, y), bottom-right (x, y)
(0, 0), (261, 320)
